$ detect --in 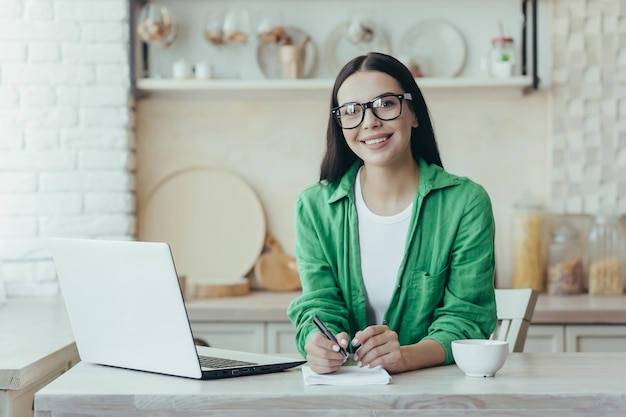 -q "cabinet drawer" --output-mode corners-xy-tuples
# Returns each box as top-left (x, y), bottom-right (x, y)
(525, 325), (565, 352)
(565, 325), (626, 352)
(190, 323), (265, 353)
(266, 323), (298, 354)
